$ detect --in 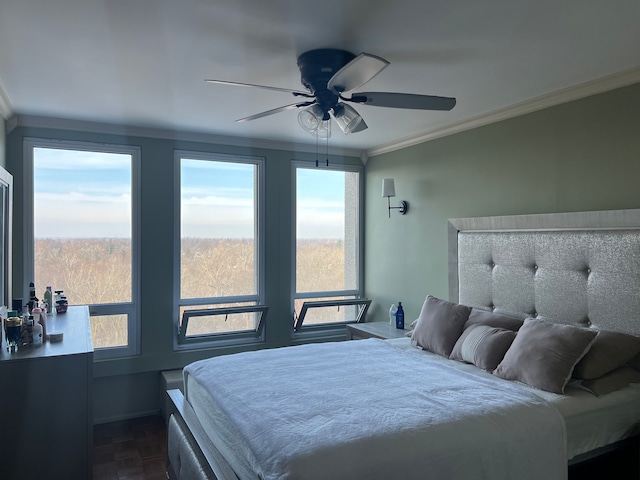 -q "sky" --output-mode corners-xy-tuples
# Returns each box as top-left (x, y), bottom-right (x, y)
(34, 148), (132, 238)
(34, 148), (350, 239)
